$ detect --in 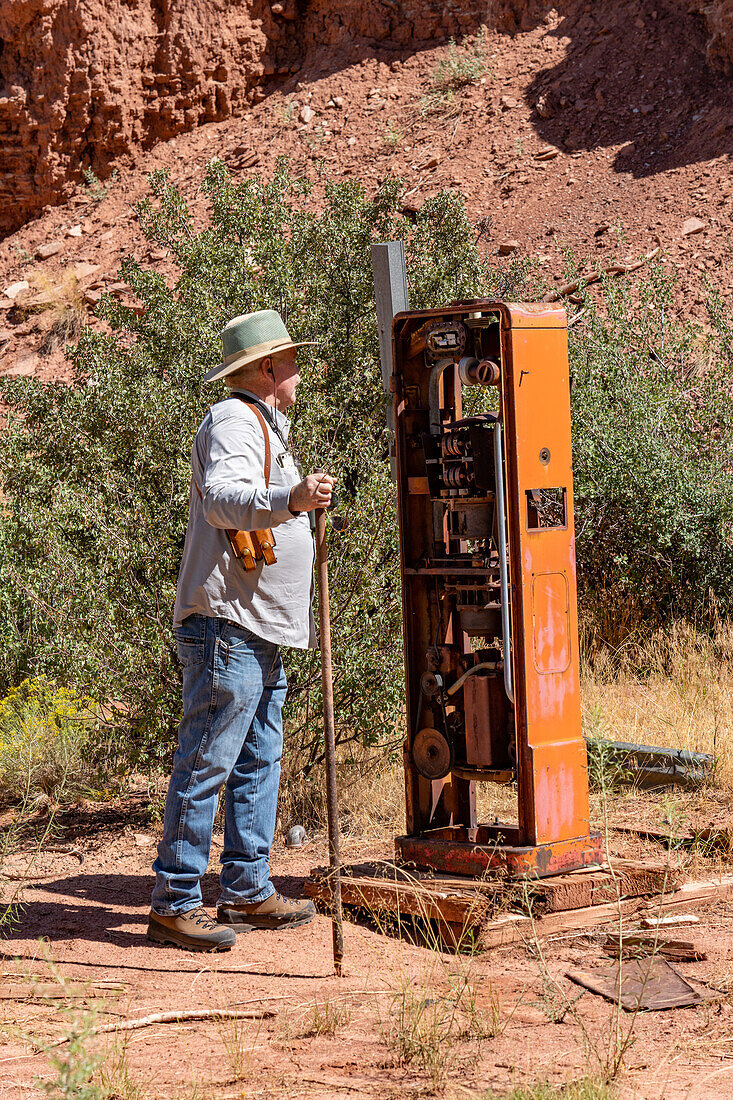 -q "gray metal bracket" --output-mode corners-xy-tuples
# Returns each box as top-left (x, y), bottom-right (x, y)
(371, 241), (409, 480)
